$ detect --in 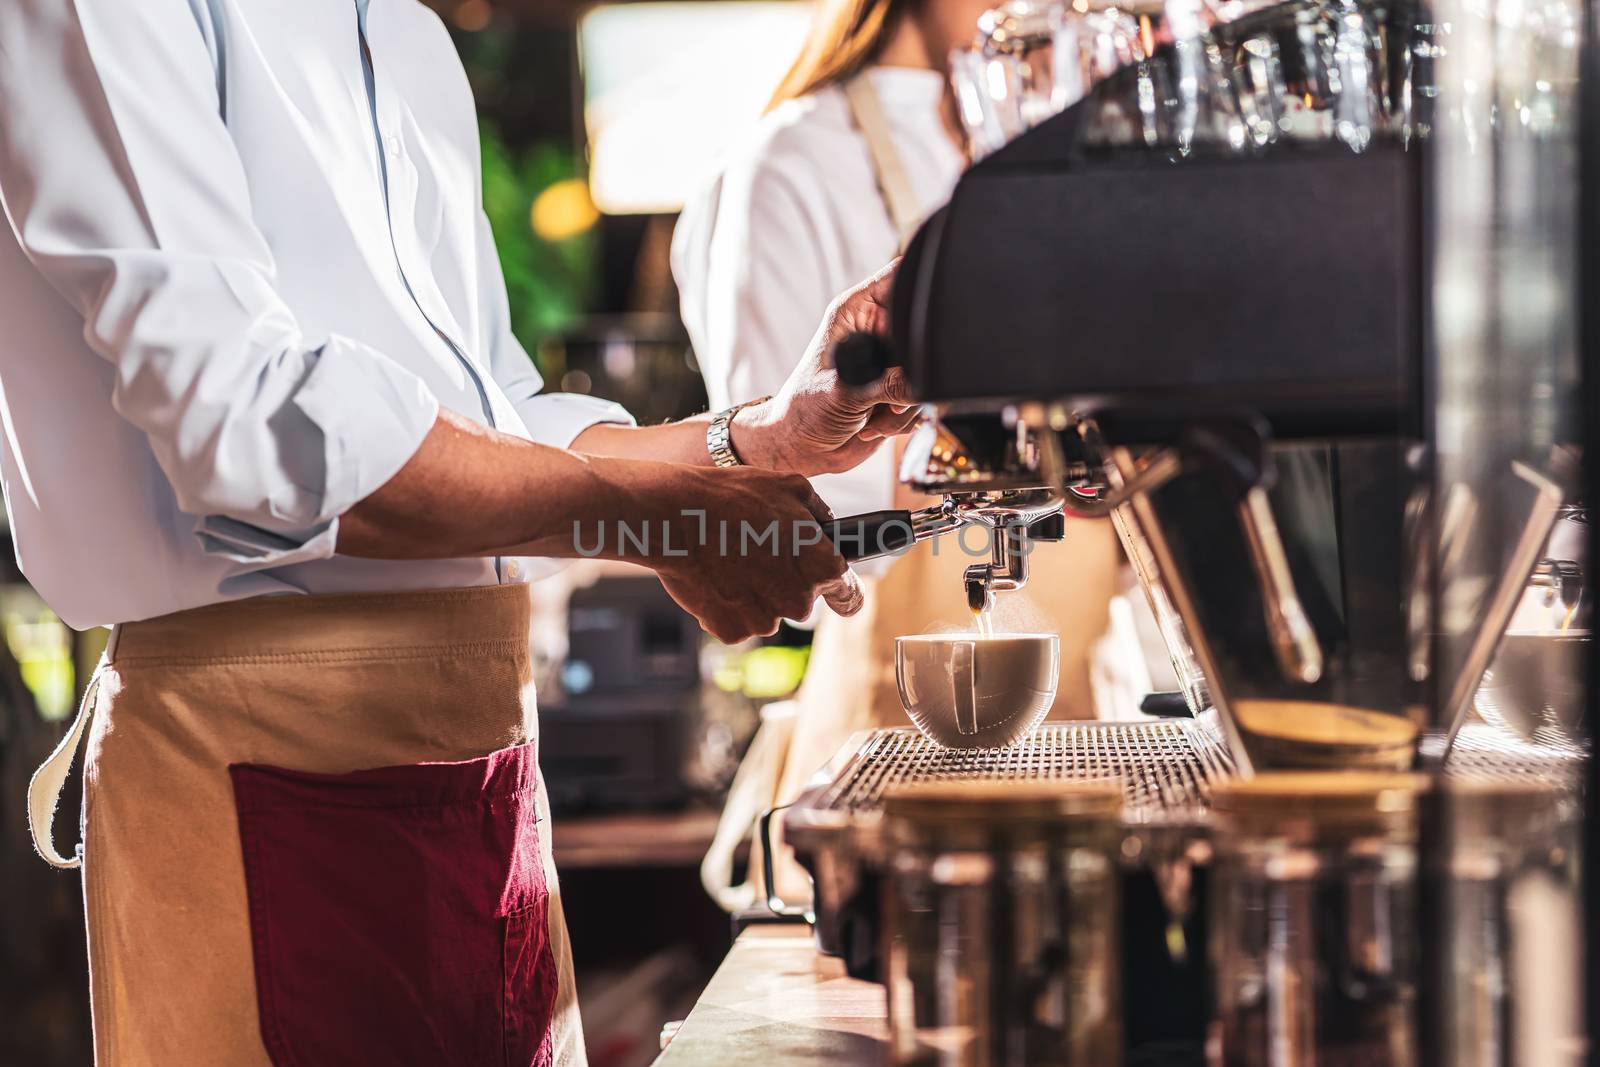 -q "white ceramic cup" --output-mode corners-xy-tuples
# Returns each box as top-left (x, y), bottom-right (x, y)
(895, 633), (1060, 749)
